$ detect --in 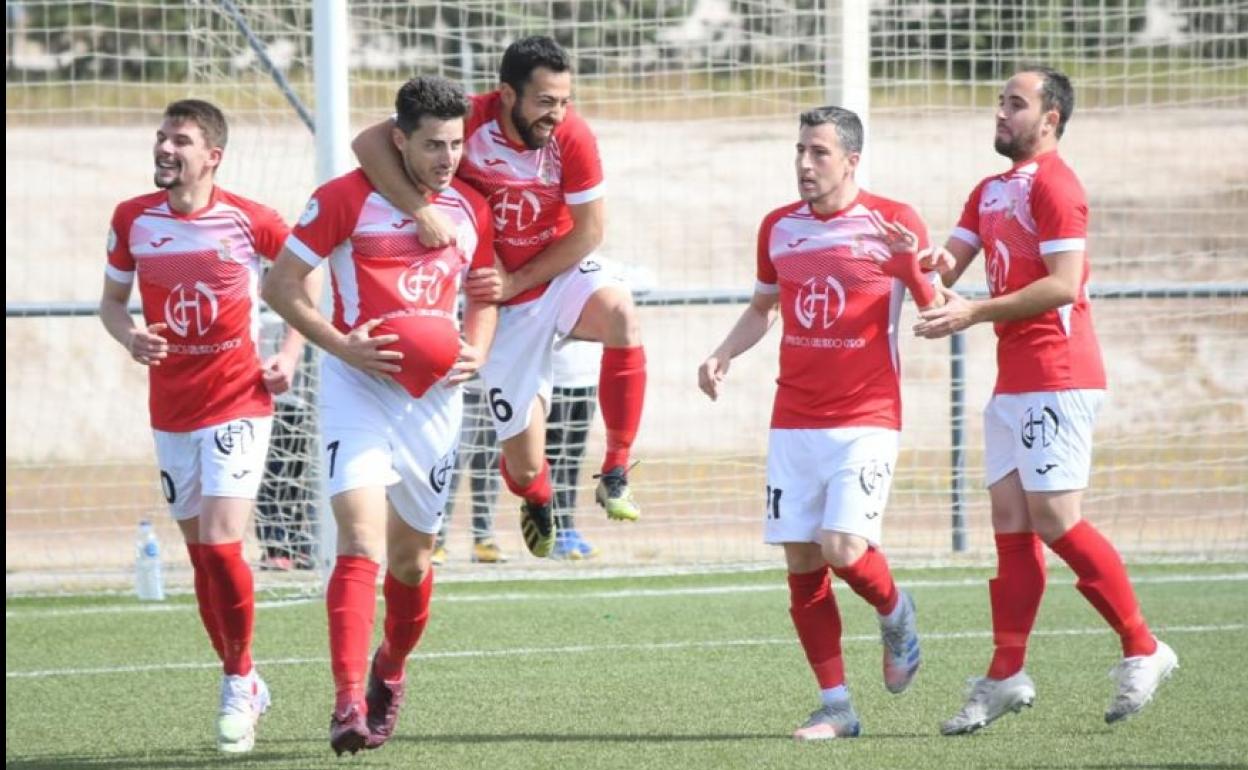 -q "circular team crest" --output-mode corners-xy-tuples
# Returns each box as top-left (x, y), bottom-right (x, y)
(490, 189), (541, 231)
(987, 240), (1011, 296)
(163, 281), (219, 337)
(397, 261), (452, 305)
(298, 197), (320, 227)
(794, 275), (847, 330)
